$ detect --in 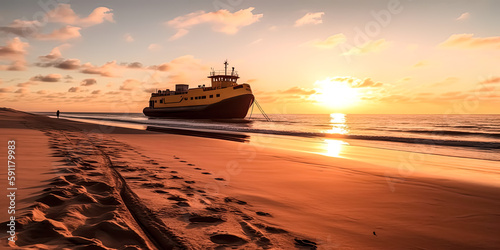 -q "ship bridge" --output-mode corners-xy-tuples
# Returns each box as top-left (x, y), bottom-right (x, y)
(208, 61), (239, 88)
